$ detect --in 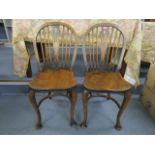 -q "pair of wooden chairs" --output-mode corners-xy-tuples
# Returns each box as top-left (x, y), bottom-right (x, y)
(28, 22), (131, 130)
